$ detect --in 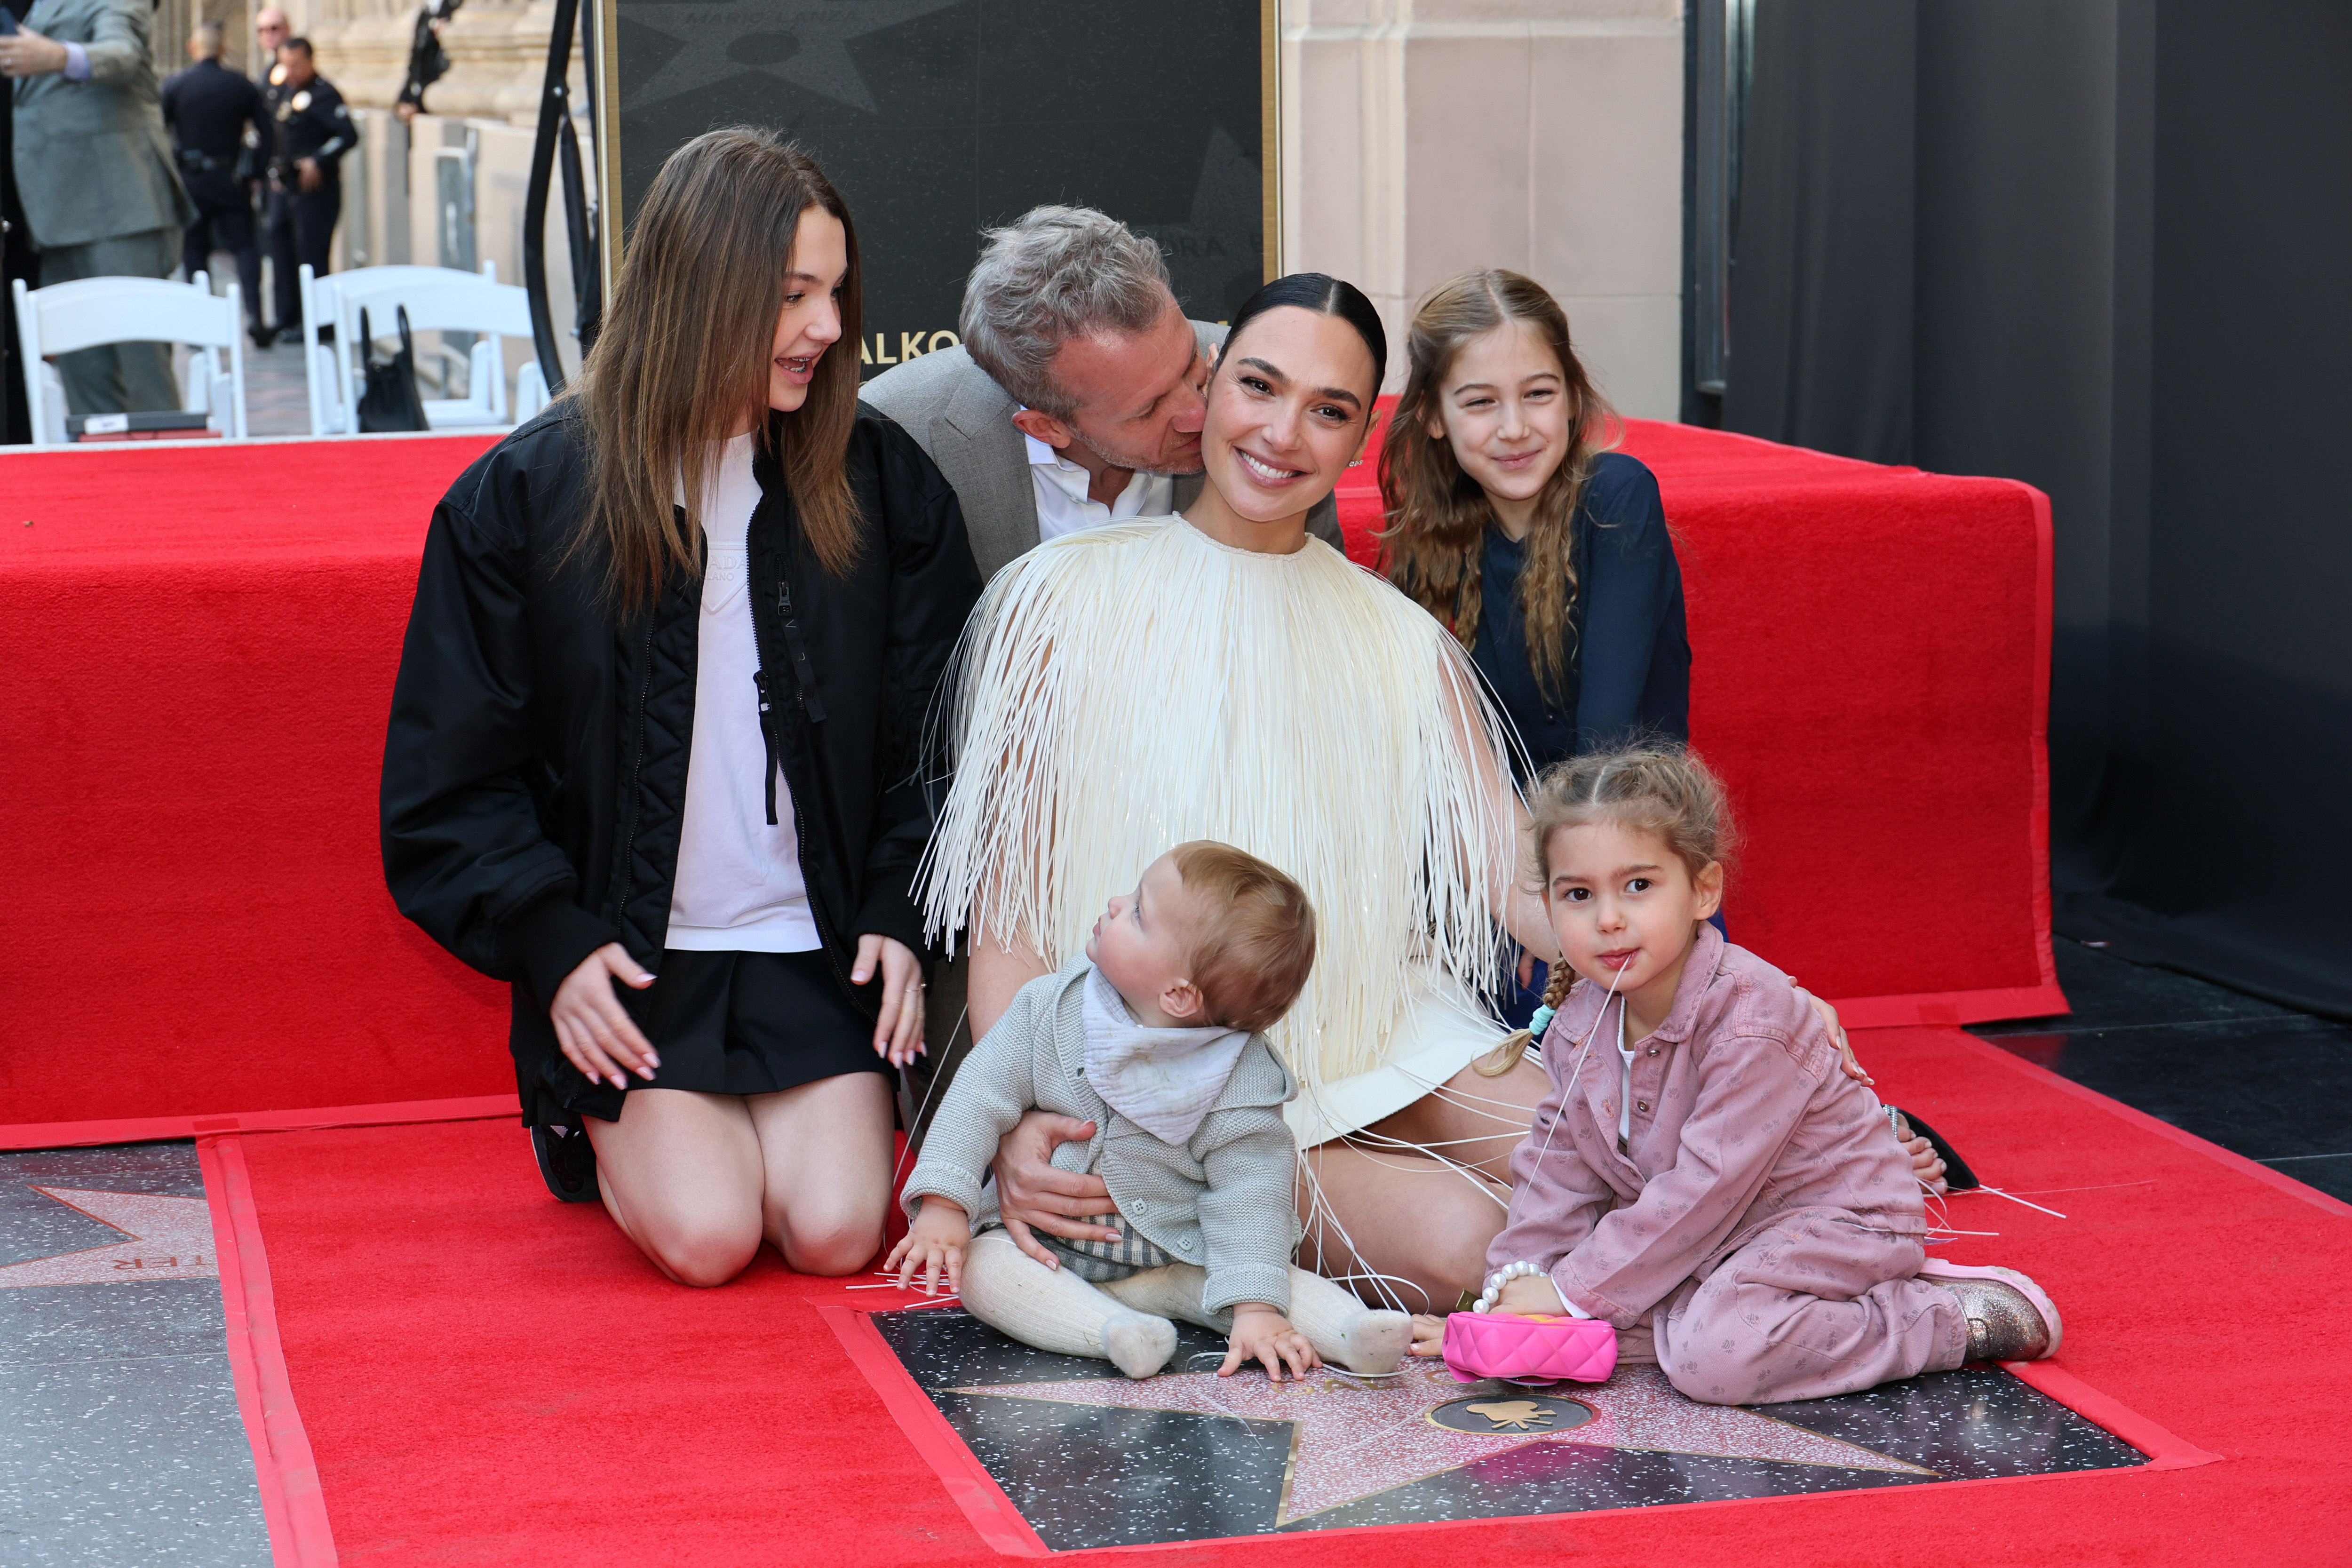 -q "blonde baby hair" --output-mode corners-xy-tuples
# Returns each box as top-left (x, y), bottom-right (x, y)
(1168, 841), (1318, 1034)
